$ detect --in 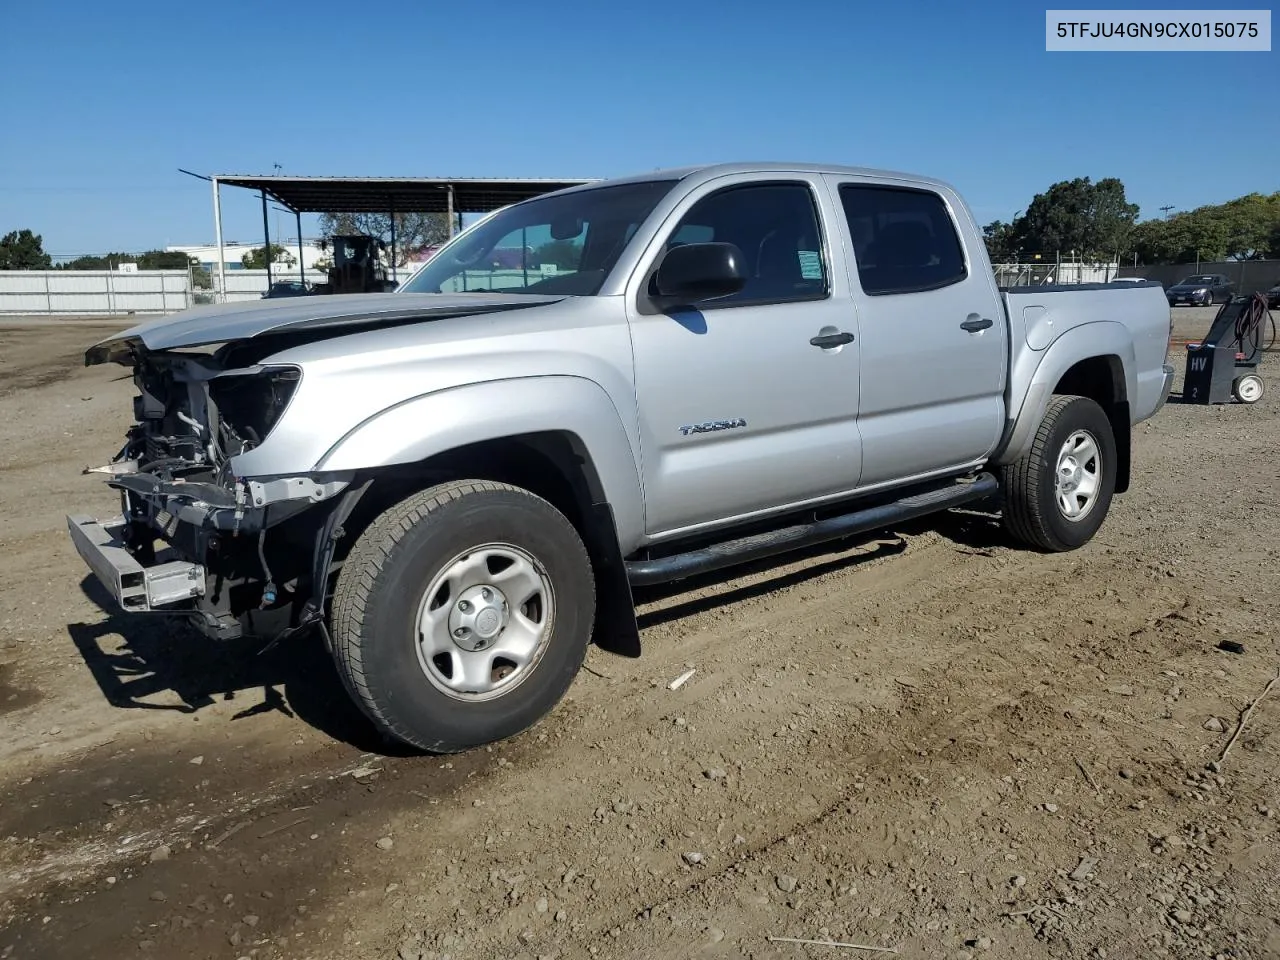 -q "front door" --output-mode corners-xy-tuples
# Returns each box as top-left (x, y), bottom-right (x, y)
(625, 175), (863, 537)
(825, 176), (1007, 488)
